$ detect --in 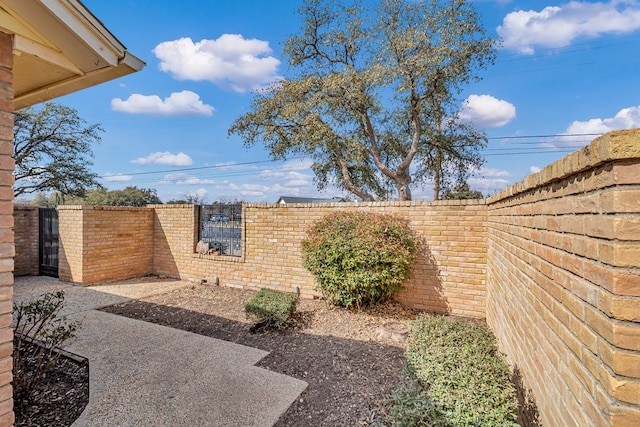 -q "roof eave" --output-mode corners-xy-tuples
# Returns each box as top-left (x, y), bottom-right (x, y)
(1, 0), (145, 109)
(14, 51), (144, 110)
